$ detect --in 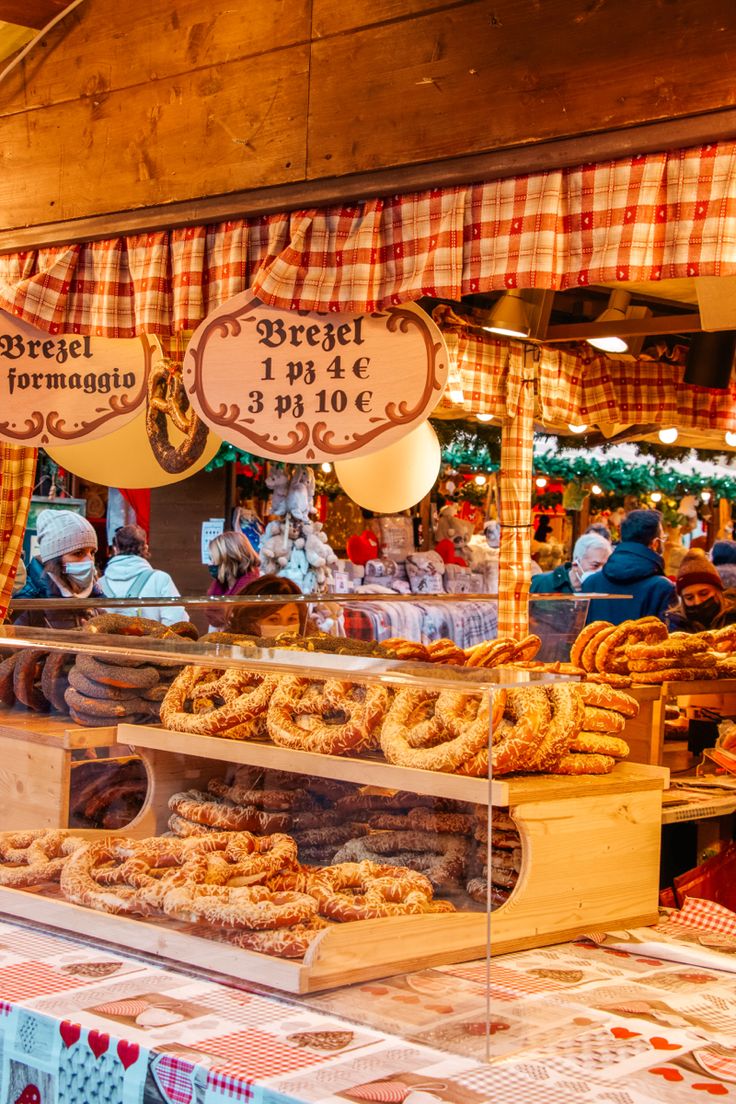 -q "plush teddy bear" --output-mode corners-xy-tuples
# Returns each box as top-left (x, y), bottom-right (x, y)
(285, 466), (316, 522)
(266, 467), (290, 516)
(260, 519), (290, 572)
